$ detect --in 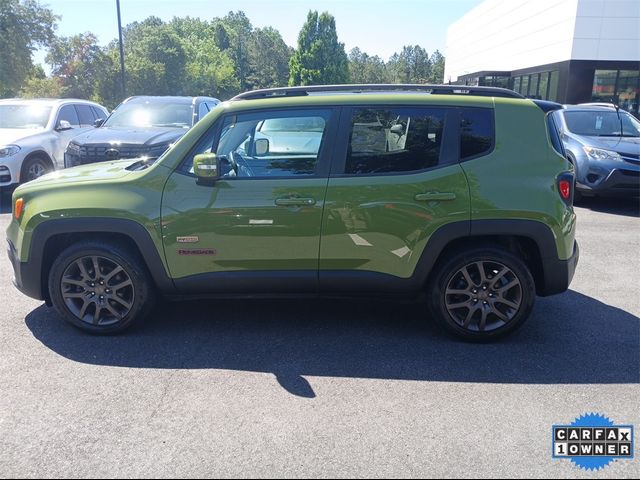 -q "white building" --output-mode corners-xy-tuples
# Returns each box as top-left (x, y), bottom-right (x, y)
(445, 0), (640, 115)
